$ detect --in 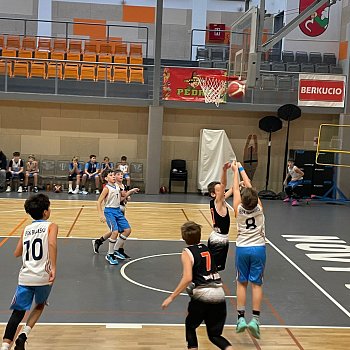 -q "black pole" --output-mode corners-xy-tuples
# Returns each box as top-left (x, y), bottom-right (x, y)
(245, 0), (250, 12)
(265, 131), (272, 191)
(282, 118), (291, 190)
